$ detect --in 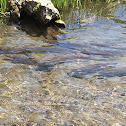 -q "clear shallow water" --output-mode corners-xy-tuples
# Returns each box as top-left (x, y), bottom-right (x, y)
(0, 0), (126, 125)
